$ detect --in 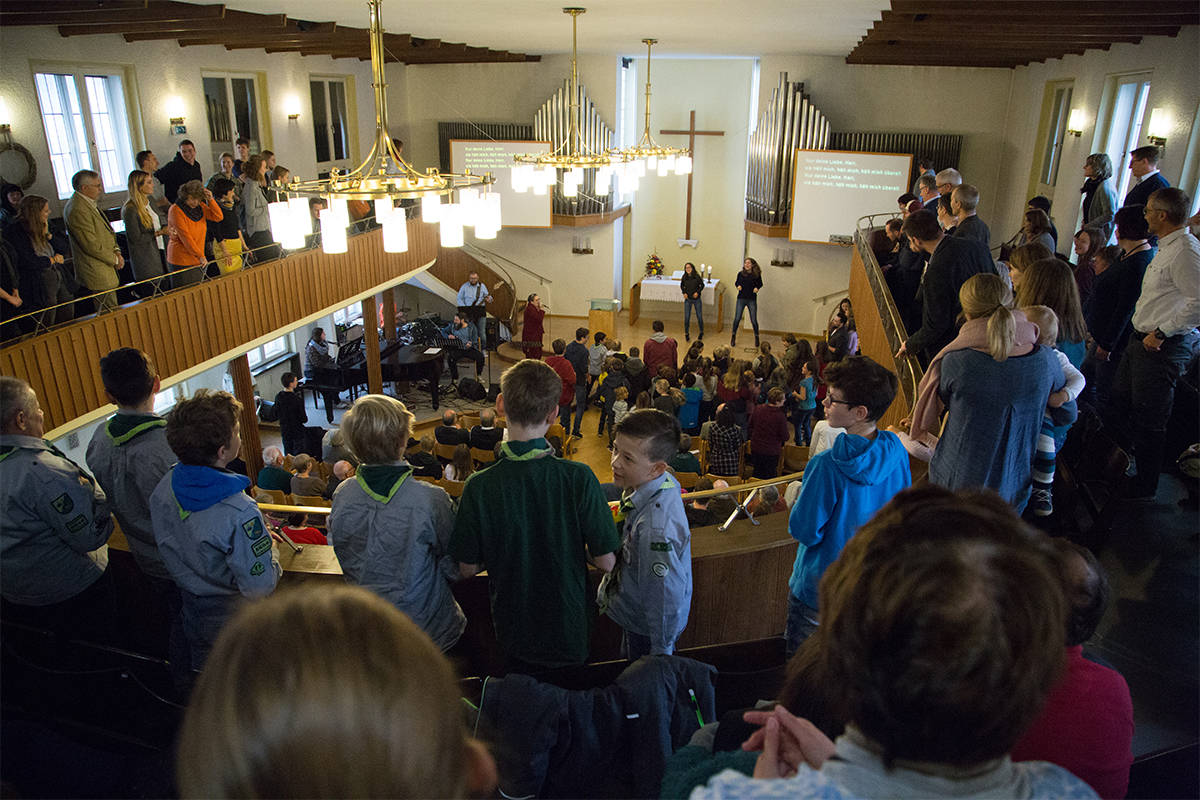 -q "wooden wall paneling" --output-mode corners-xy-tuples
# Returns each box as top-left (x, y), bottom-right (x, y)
(52, 333), (87, 419)
(132, 304), (155, 368)
(199, 287), (221, 354)
(70, 327), (100, 410)
(32, 337), (64, 429)
(361, 295), (382, 395)
(156, 300), (180, 377)
(180, 292), (199, 366)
